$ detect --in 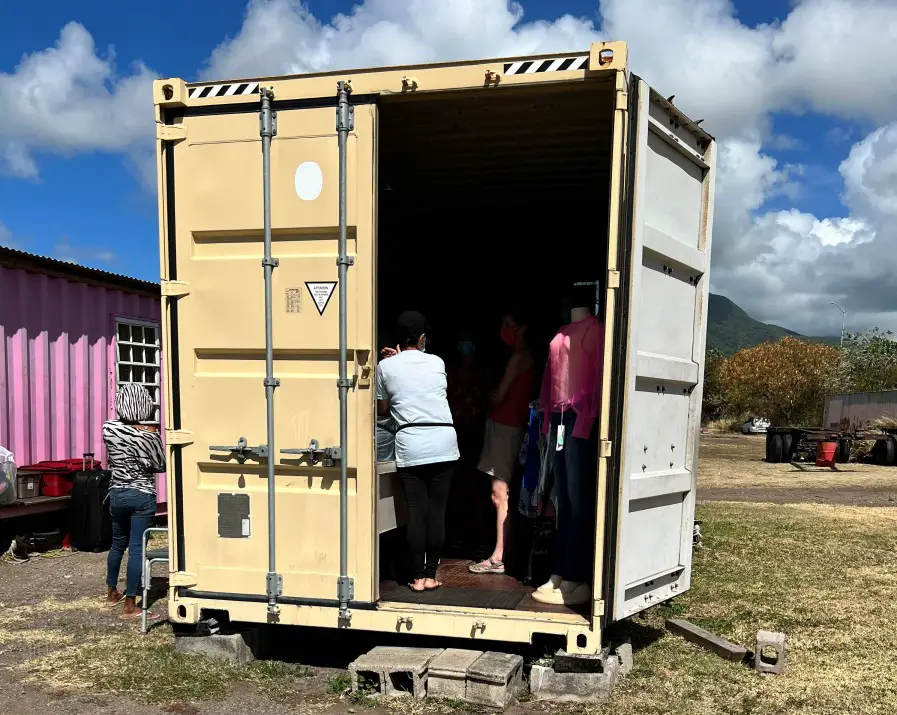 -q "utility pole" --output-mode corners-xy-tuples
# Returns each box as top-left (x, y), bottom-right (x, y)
(831, 302), (846, 347)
